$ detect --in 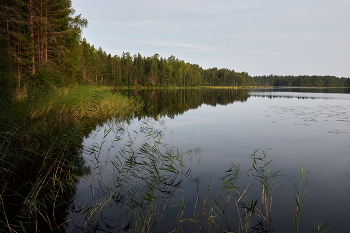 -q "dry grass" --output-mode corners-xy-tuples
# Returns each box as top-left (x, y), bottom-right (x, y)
(13, 85), (28, 102)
